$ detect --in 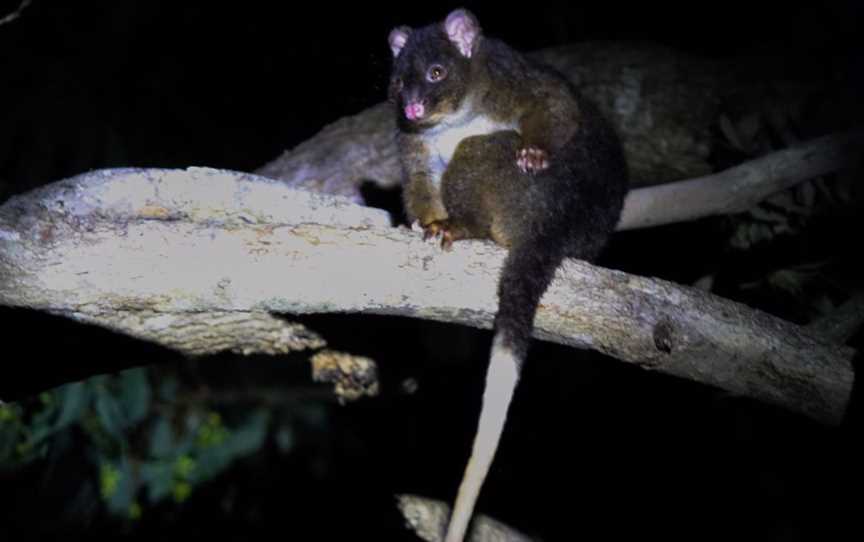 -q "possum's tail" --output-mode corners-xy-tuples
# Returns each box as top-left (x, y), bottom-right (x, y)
(444, 237), (565, 542)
